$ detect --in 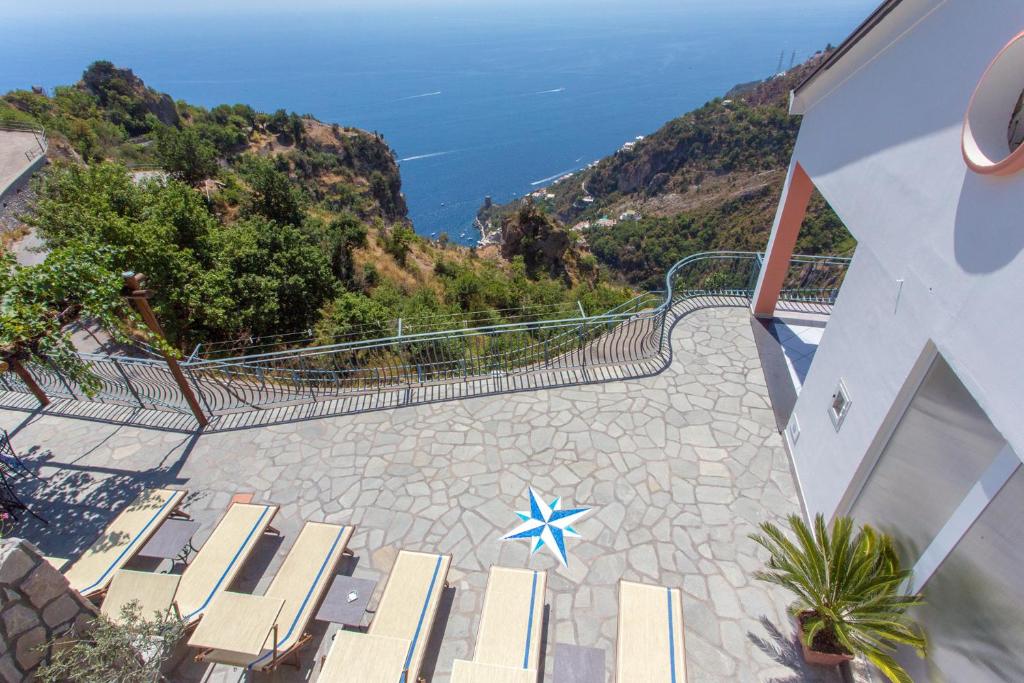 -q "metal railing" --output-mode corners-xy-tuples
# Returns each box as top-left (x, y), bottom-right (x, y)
(0, 251), (850, 418)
